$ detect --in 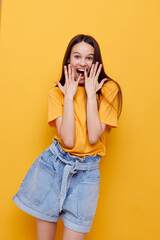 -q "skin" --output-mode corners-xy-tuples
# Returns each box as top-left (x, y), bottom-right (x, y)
(36, 219), (86, 240)
(67, 41), (95, 85)
(55, 41), (107, 147)
(37, 42), (107, 240)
